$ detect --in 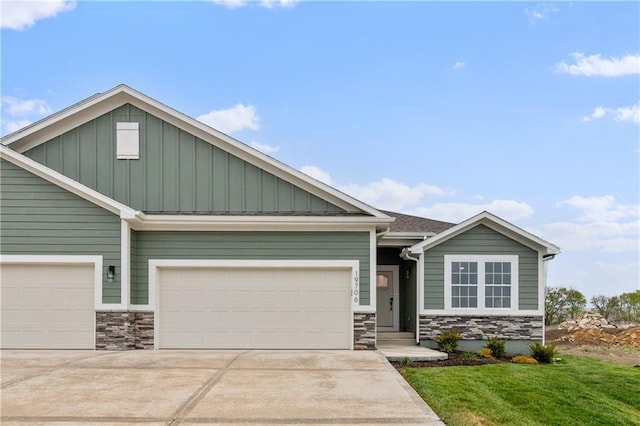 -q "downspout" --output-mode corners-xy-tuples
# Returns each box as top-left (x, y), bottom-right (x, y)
(401, 247), (421, 345)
